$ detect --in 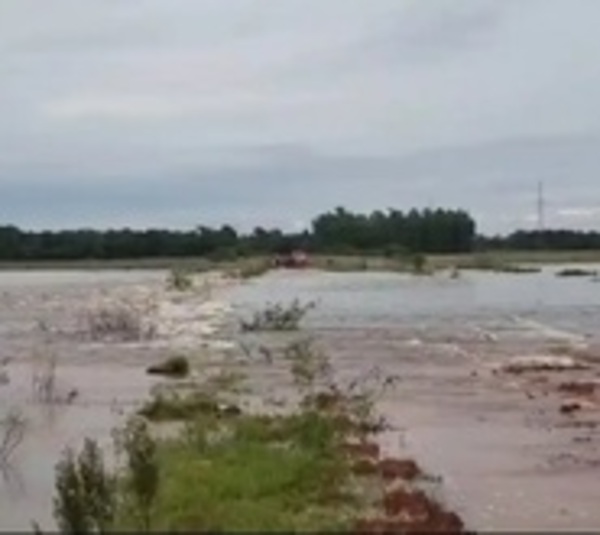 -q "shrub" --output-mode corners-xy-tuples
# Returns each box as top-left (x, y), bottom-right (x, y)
(53, 439), (116, 534)
(166, 269), (193, 291)
(114, 418), (159, 532)
(83, 298), (156, 342)
(240, 300), (316, 332)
